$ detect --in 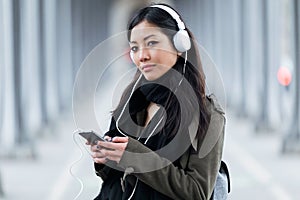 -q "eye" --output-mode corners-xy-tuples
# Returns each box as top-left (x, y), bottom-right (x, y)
(148, 41), (158, 47)
(130, 46), (138, 52)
